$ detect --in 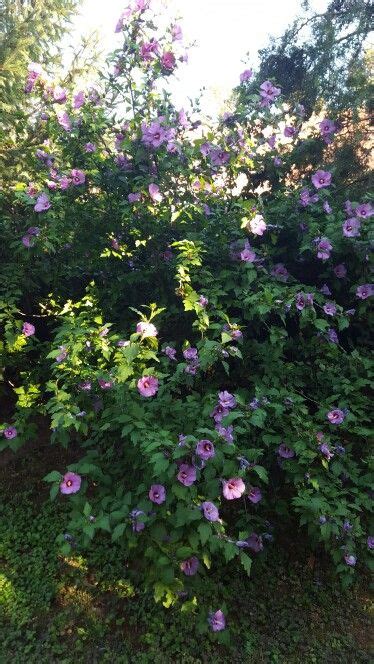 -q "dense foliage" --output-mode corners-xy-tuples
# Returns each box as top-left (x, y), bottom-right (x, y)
(0, 0), (373, 635)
